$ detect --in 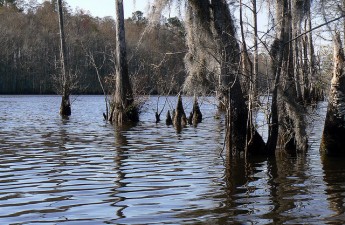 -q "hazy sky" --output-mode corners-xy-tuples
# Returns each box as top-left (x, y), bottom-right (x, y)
(39, 0), (152, 19)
